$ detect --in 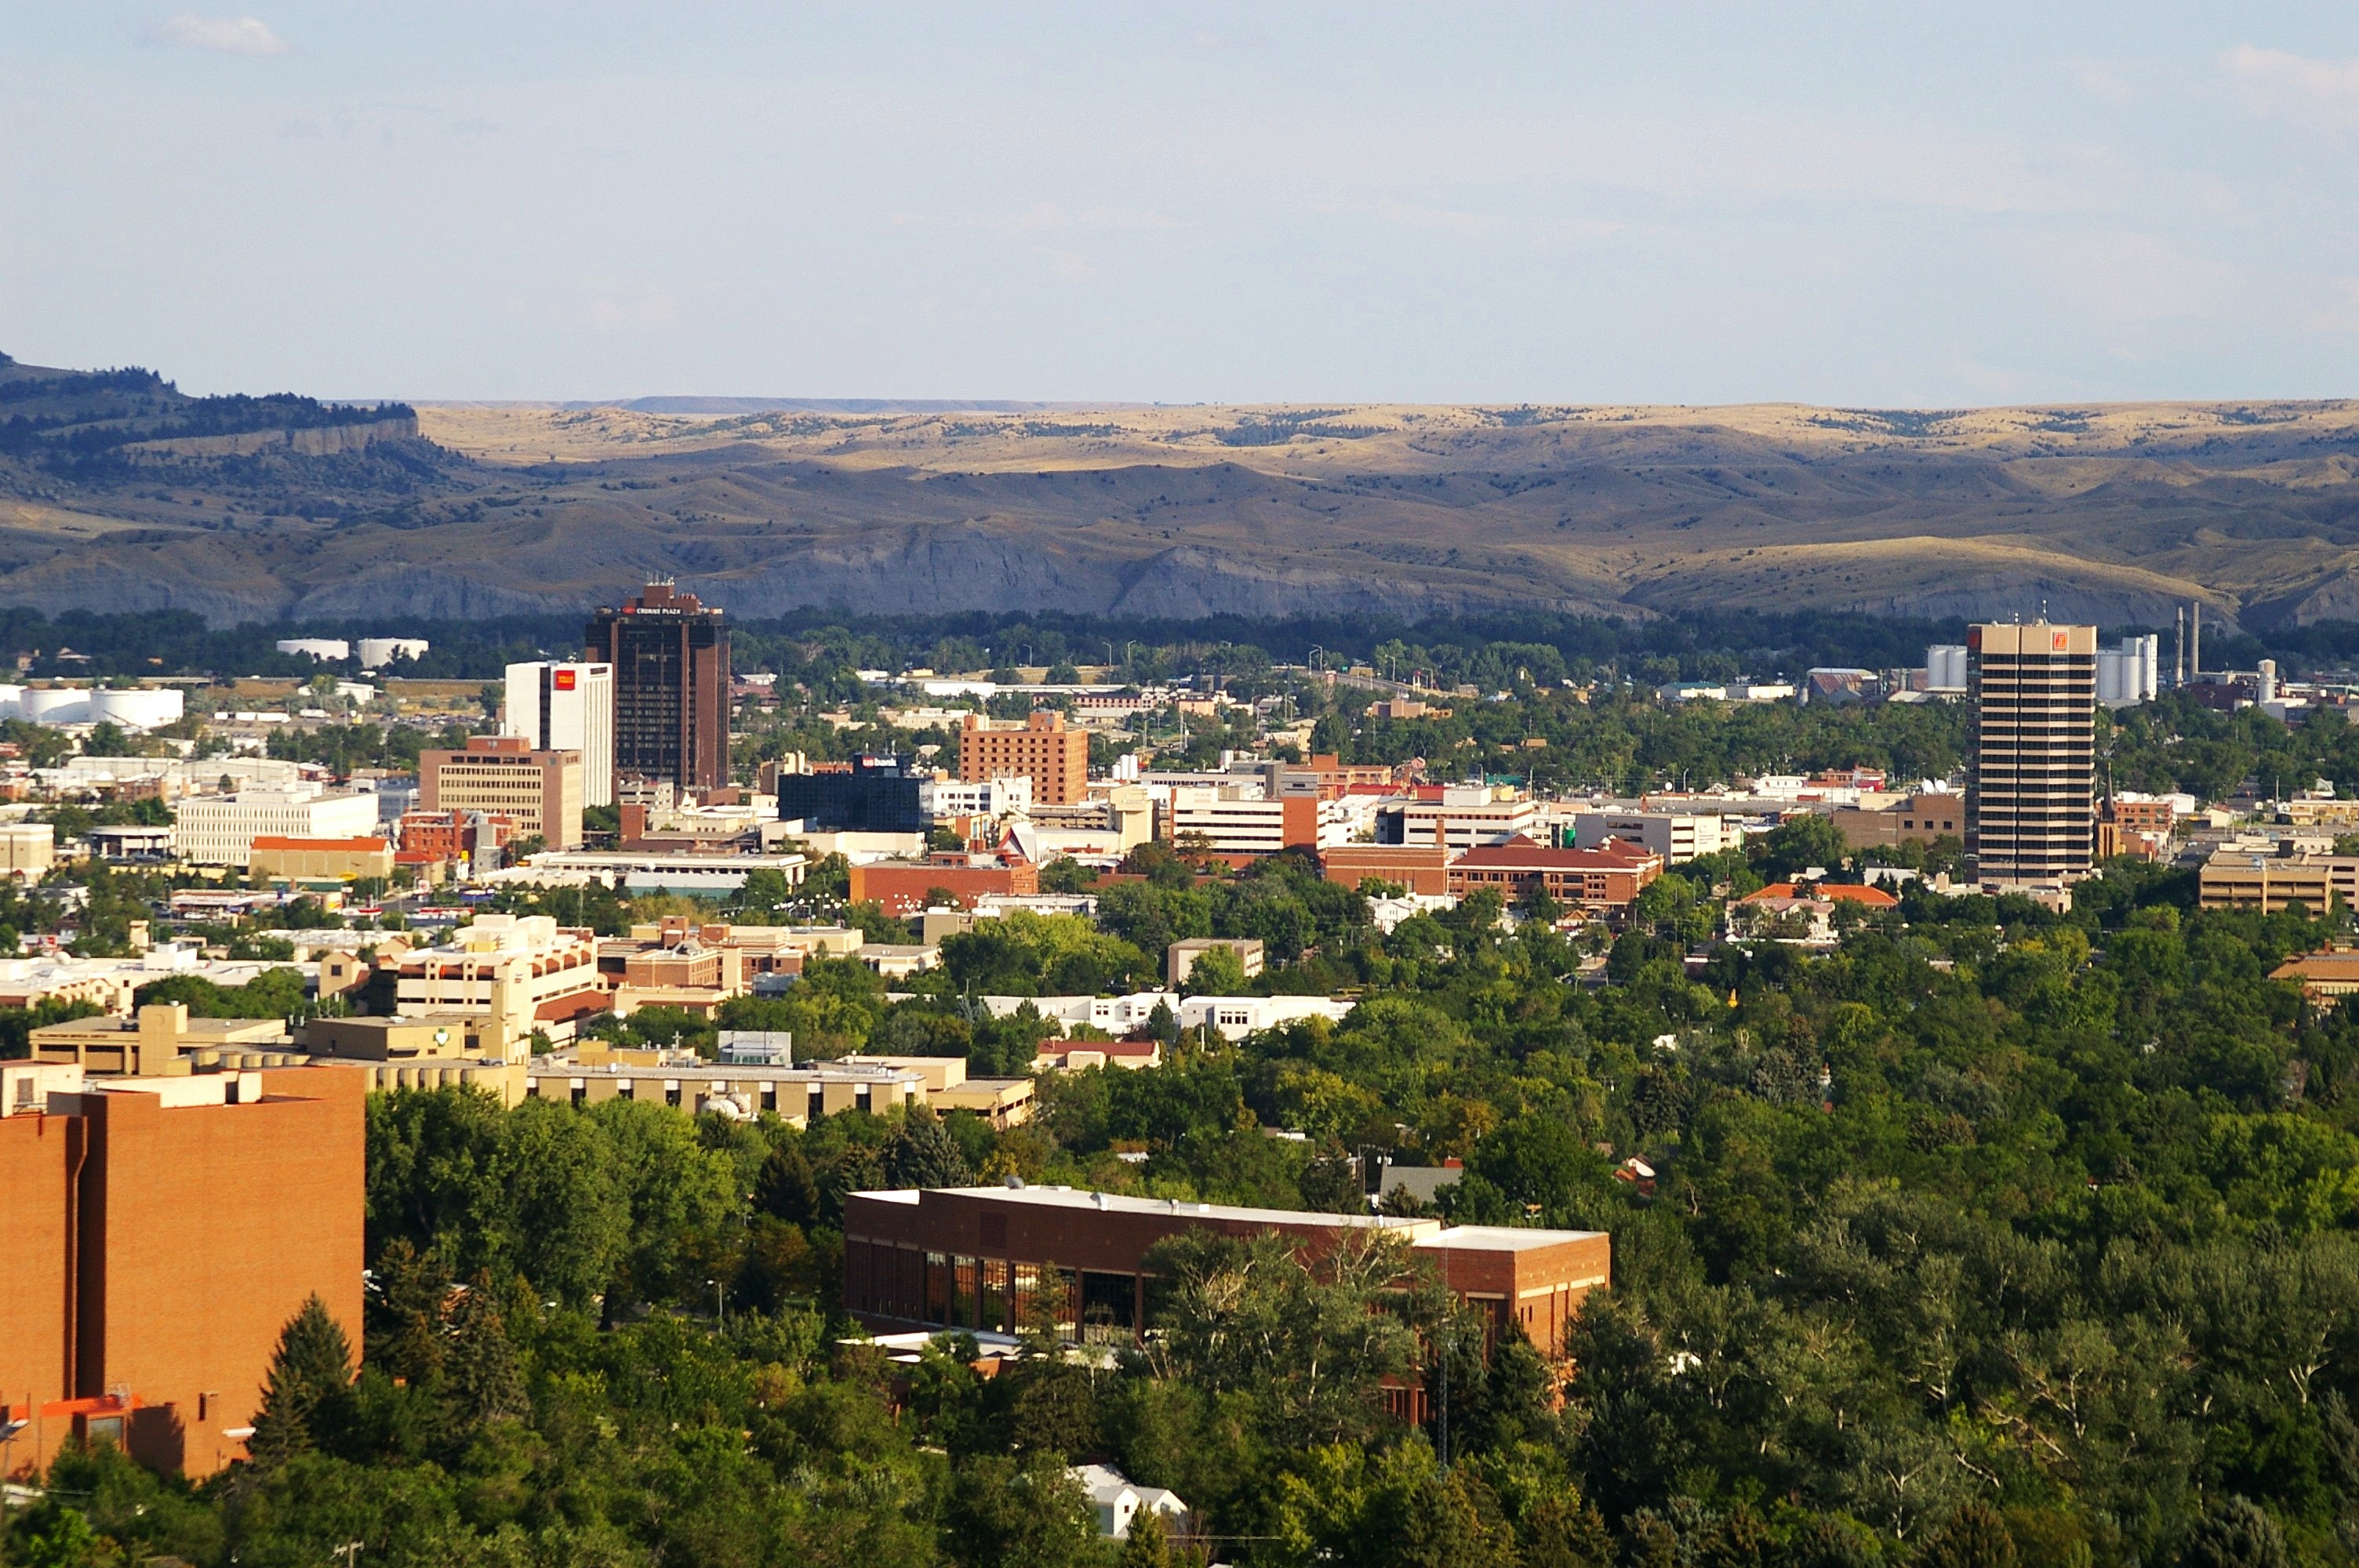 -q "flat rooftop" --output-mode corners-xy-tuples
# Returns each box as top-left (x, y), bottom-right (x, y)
(858, 1185), (1608, 1249)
